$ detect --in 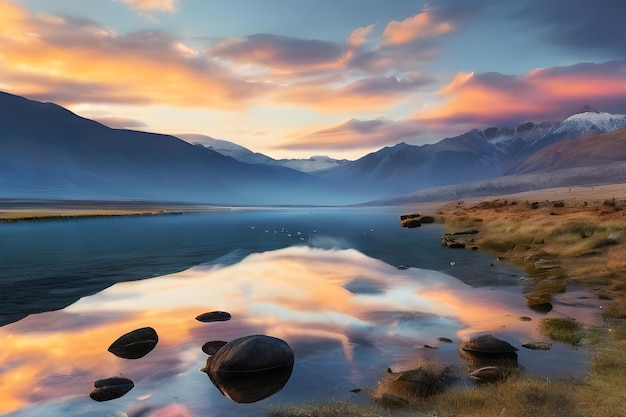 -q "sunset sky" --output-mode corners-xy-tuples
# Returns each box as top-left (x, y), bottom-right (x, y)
(2, 0), (625, 159)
